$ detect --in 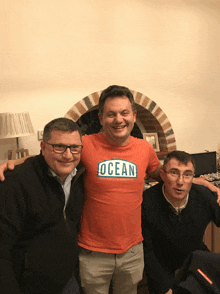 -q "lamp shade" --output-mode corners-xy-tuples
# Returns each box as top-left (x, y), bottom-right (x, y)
(0, 112), (35, 139)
